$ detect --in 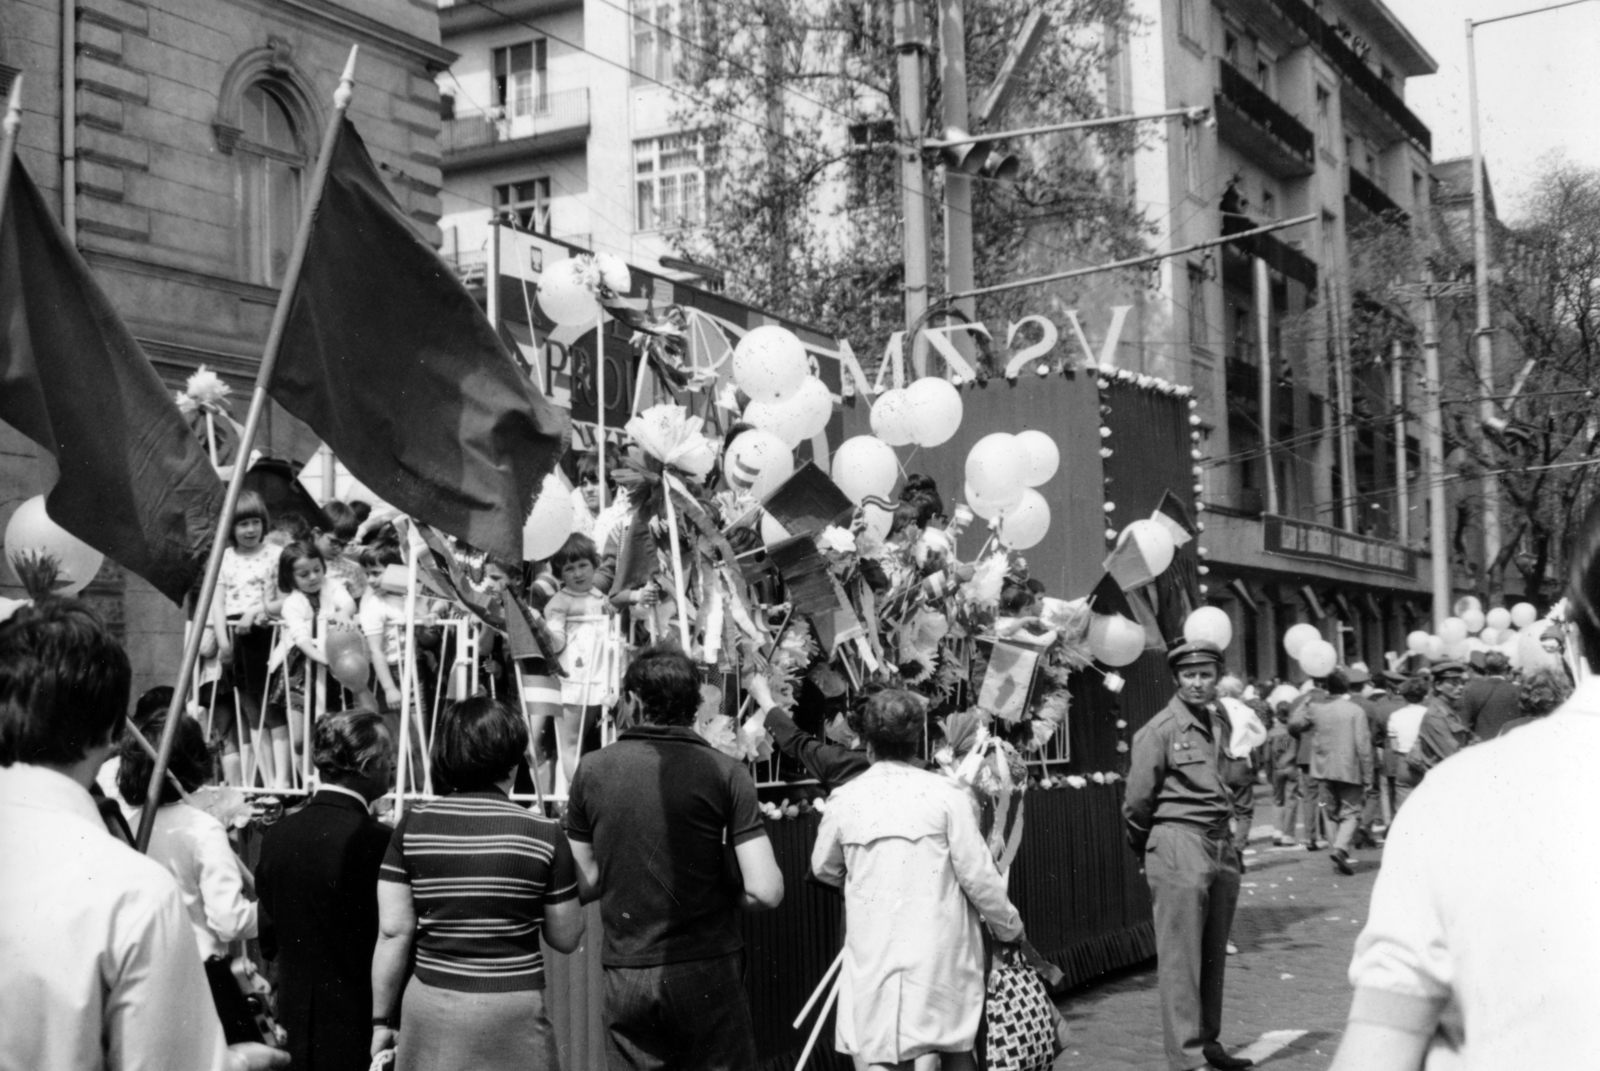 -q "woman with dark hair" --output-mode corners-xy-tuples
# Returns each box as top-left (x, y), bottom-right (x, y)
(372, 695), (584, 1071)
(812, 690), (1024, 1070)
(1329, 499), (1600, 1070)
(120, 715), (261, 1044)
